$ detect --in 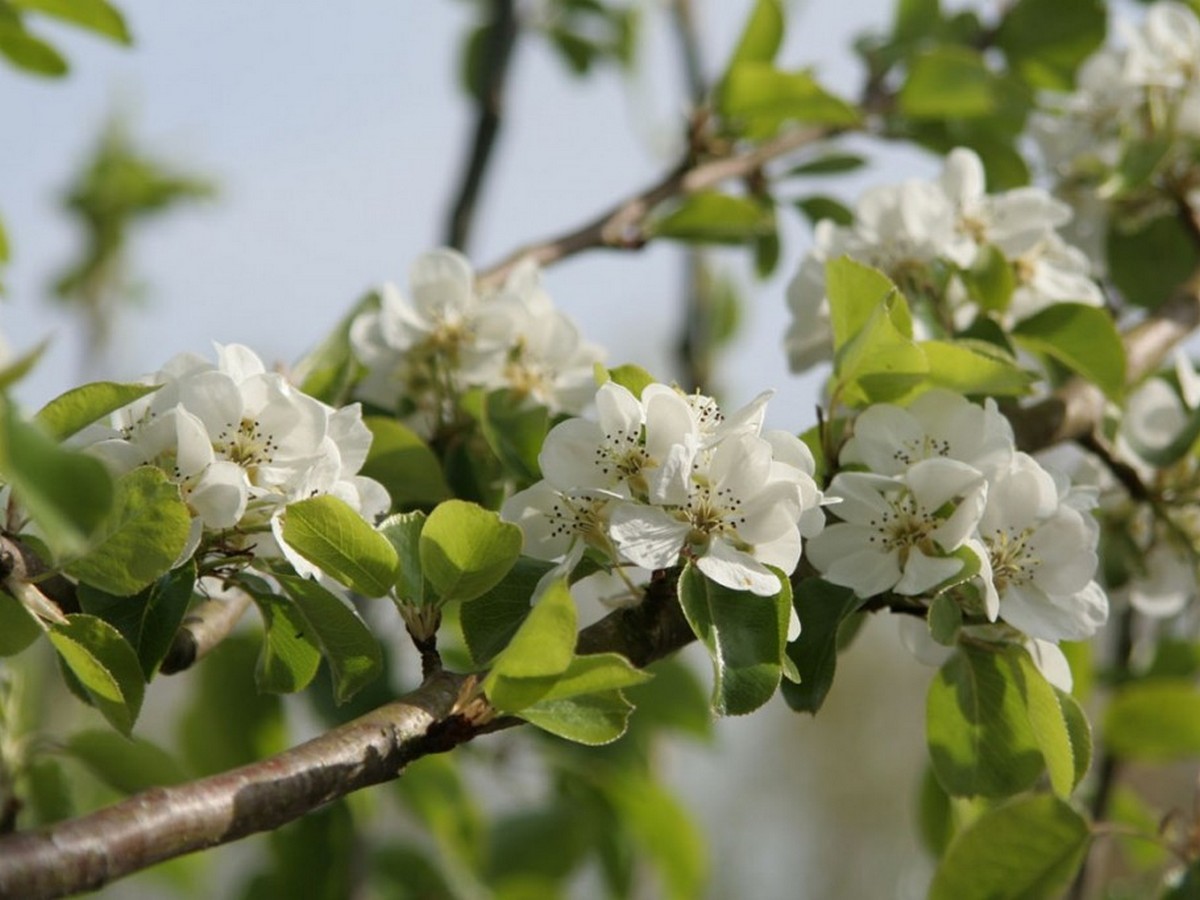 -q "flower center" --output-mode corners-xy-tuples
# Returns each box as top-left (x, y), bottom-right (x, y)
(867, 492), (937, 560)
(986, 527), (1039, 591)
(215, 418), (277, 473)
